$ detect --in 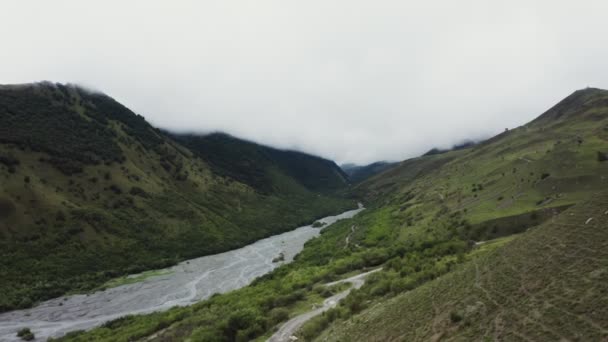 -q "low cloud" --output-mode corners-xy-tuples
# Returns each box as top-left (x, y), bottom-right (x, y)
(2, 0), (608, 164)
